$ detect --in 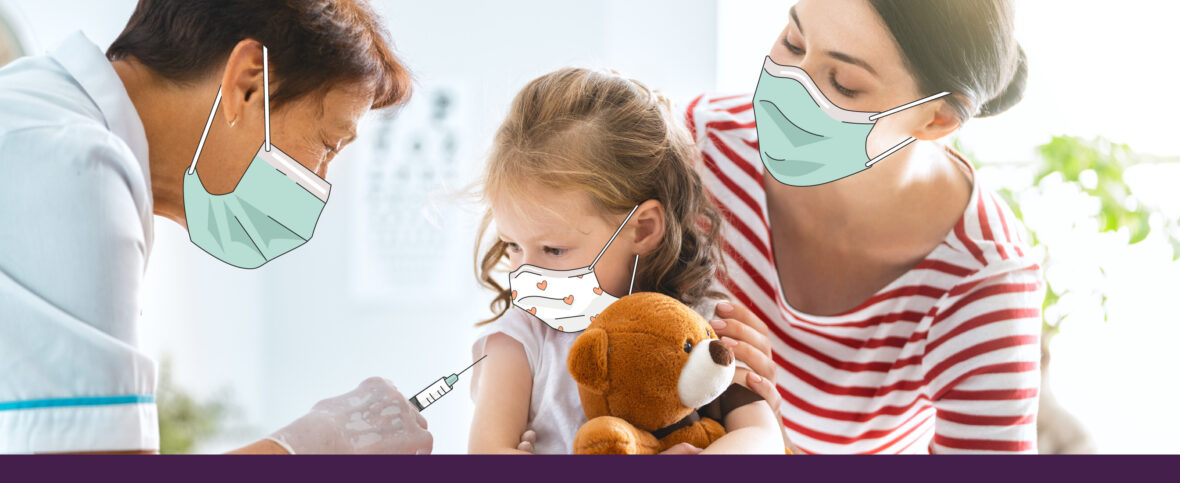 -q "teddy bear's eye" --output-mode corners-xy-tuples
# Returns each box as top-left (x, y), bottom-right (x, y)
(683, 340), (693, 353)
